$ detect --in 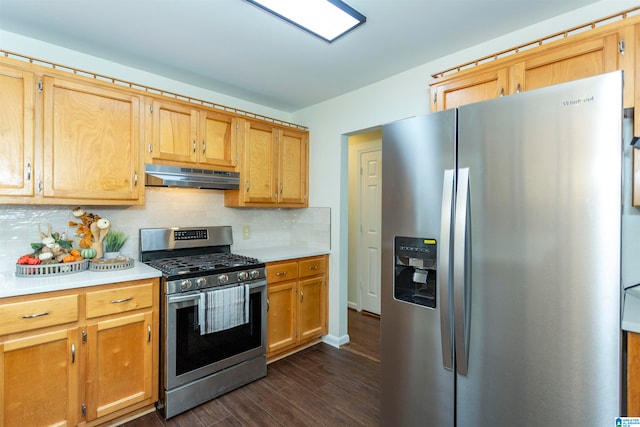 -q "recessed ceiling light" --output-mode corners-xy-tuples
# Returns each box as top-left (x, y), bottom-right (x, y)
(245, 0), (366, 43)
